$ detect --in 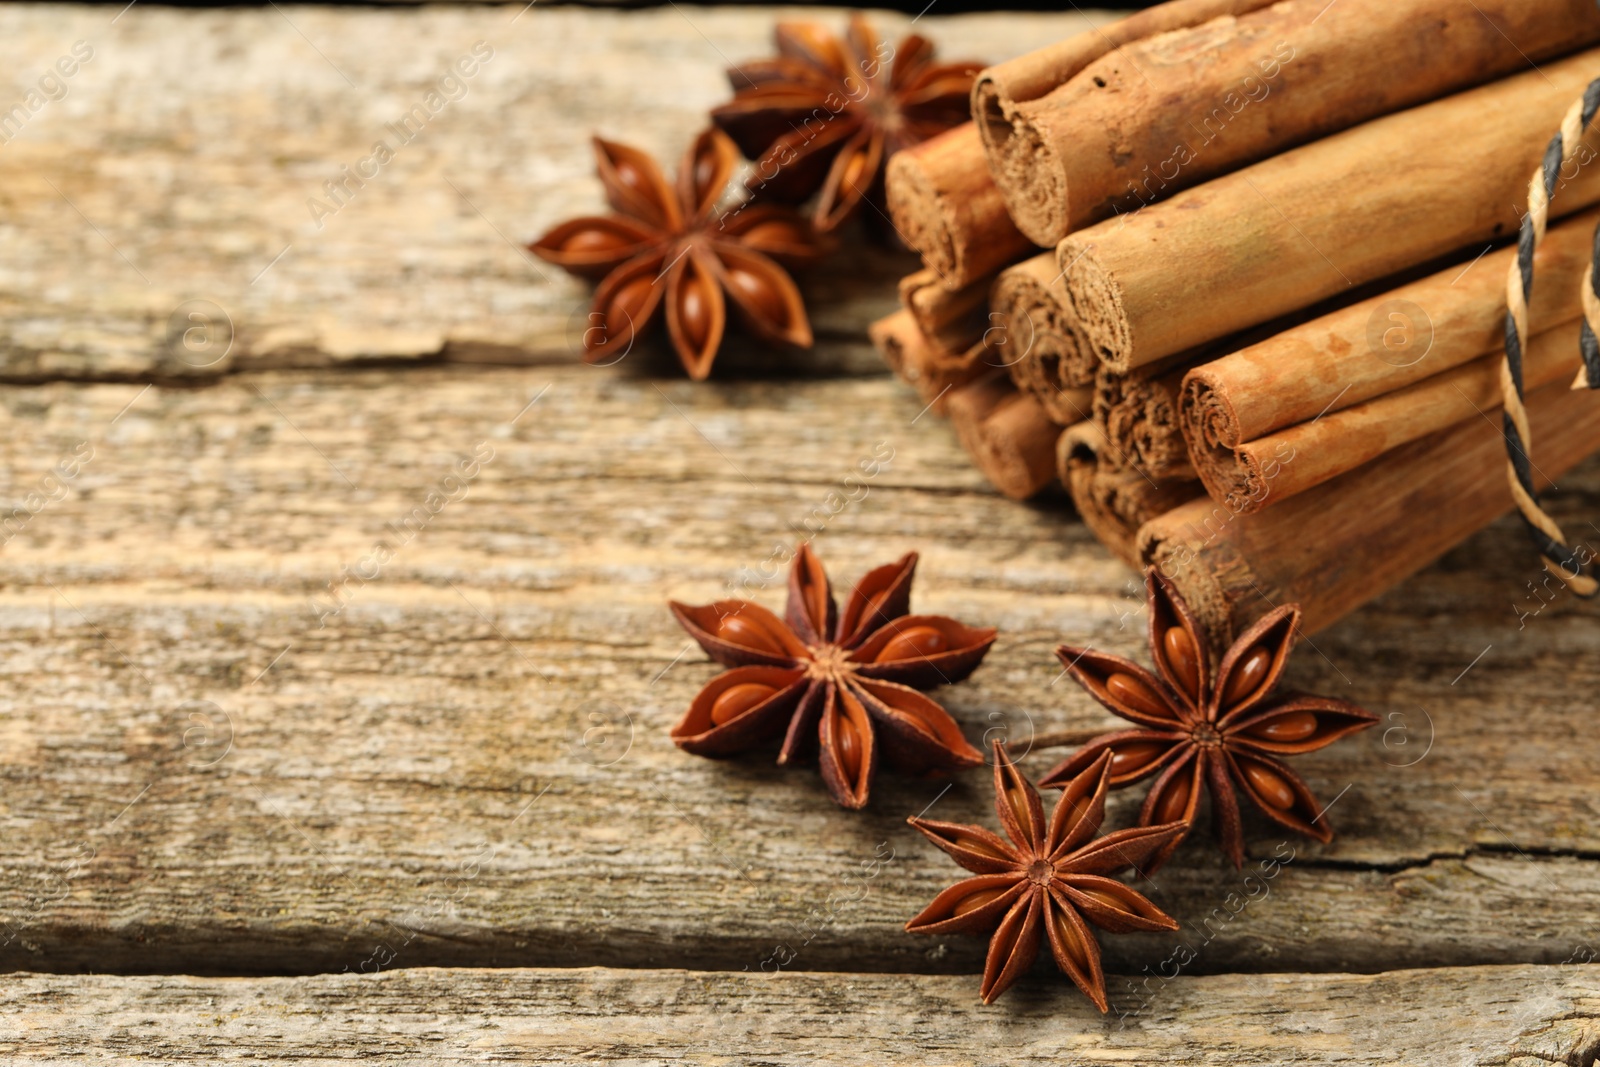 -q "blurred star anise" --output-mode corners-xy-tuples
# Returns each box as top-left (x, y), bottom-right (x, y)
(670, 543), (995, 808)
(711, 16), (980, 234)
(530, 128), (825, 380)
(907, 743), (1183, 1008)
(1043, 570), (1377, 871)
